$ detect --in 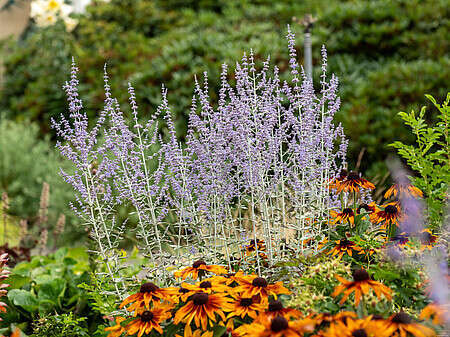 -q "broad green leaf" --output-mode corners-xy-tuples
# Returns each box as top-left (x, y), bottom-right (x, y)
(8, 289), (38, 312)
